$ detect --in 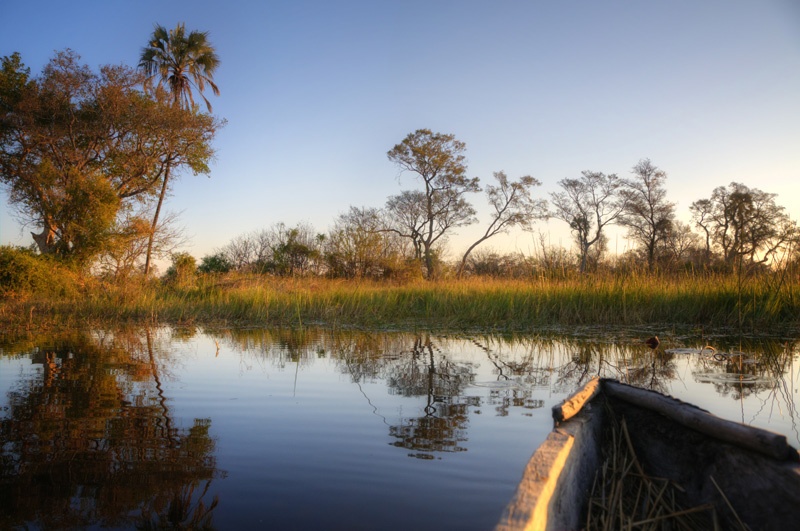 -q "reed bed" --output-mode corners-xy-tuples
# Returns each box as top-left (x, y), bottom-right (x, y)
(2, 271), (799, 332)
